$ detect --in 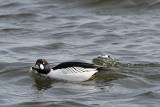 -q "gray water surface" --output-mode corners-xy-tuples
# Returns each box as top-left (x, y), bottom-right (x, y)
(1, 0), (160, 106)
